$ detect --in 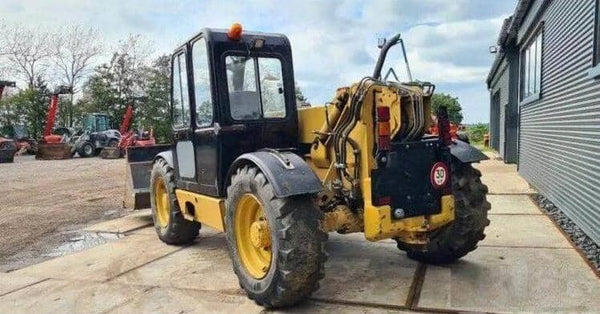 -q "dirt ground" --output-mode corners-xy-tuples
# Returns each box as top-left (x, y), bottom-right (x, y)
(0, 155), (131, 271)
